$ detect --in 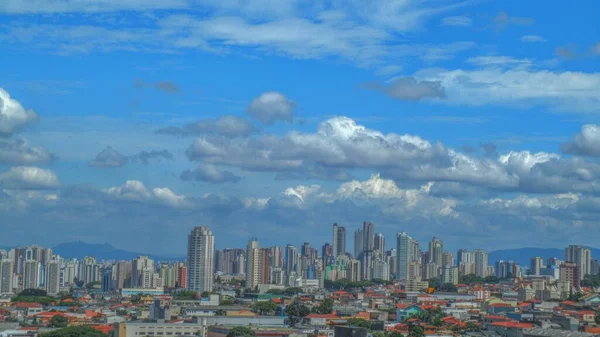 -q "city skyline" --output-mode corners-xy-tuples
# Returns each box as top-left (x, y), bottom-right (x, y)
(1, 1), (600, 254)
